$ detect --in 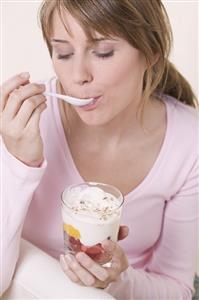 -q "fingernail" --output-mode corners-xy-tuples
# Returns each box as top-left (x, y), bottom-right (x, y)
(126, 227), (129, 234)
(60, 255), (68, 270)
(76, 252), (87, 263)
(20, 72), (30, 79)
(60, 254), (65, 264)
(65, 254), (75, 264)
